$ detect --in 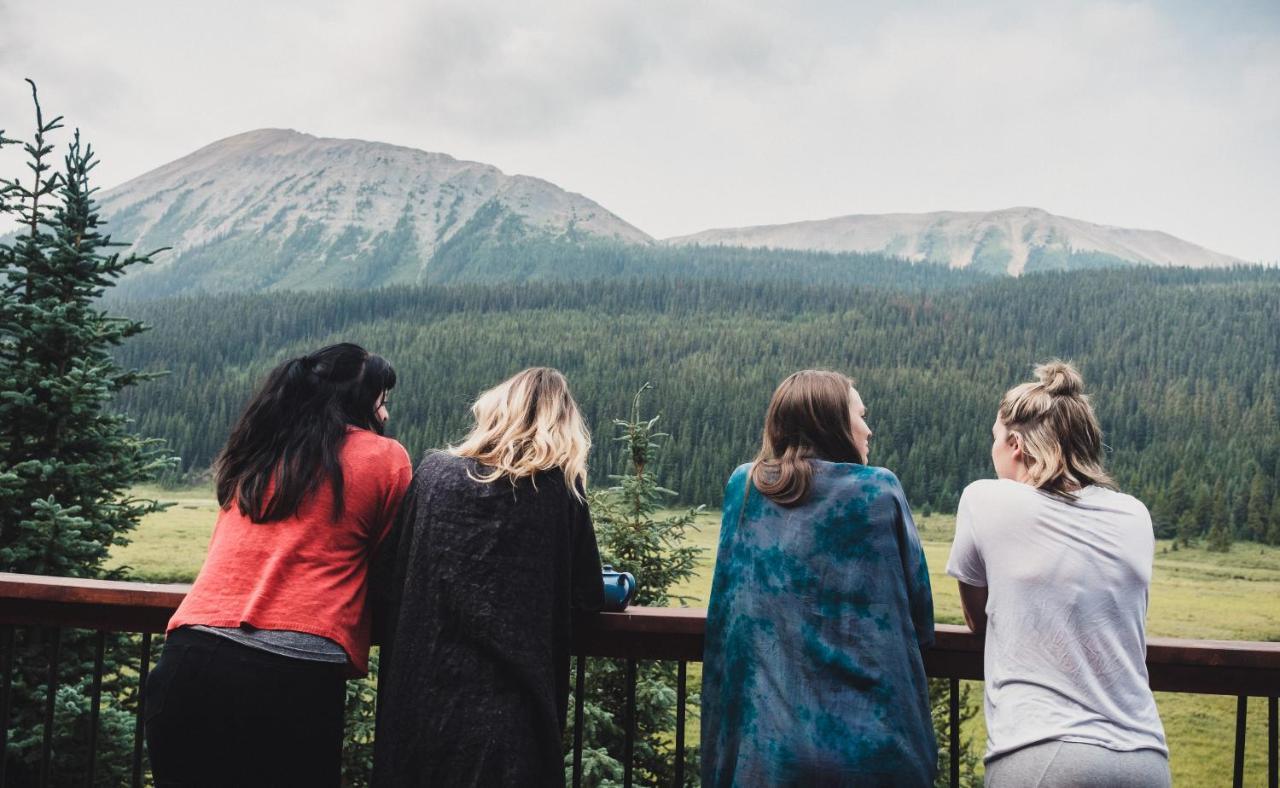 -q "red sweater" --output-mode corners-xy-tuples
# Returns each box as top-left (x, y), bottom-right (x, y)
(168, 428), (412, 674)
